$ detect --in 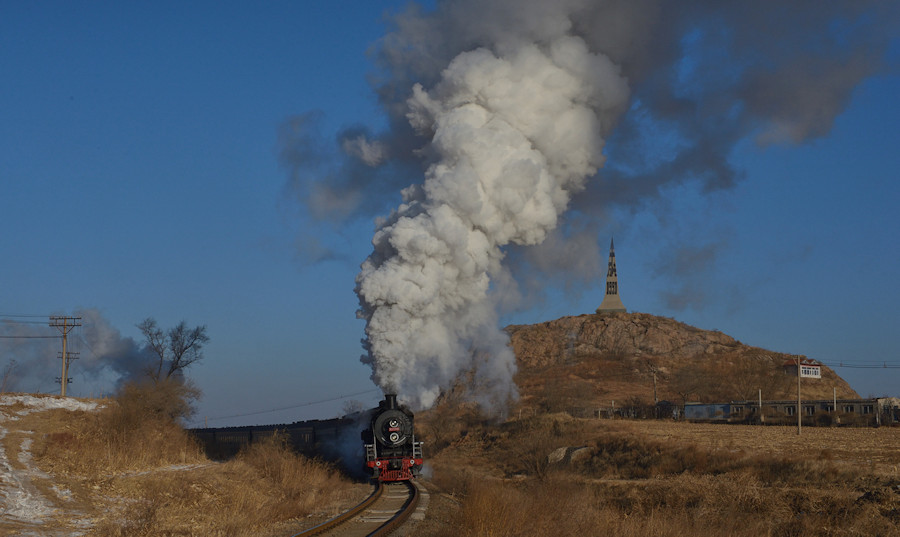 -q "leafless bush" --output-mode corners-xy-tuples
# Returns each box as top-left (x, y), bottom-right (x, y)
(111, 377), (202, 422)
(495, 415), (586, 479)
